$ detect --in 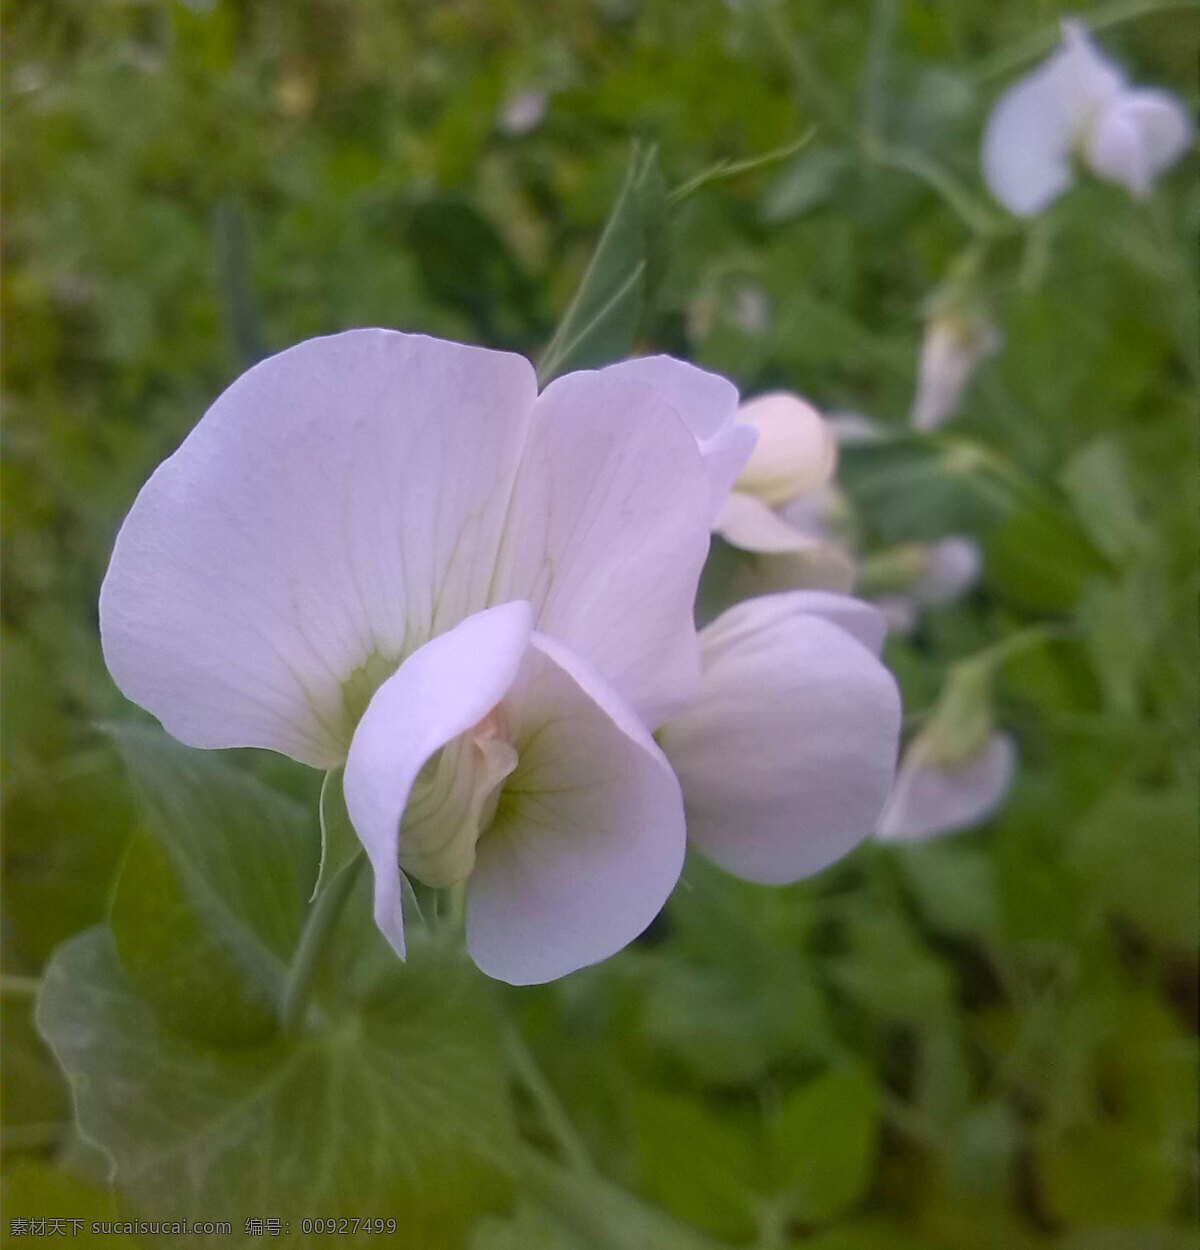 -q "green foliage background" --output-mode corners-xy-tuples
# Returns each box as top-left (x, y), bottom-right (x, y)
(3, 1), (1197, 1246)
